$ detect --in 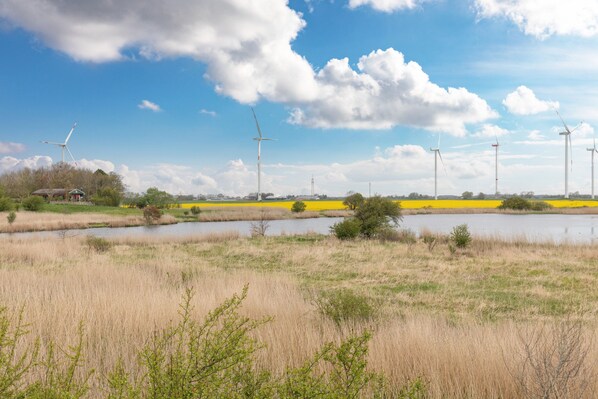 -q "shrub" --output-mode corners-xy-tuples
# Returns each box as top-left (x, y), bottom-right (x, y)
(190, 205), (201, 215)
(354, 196), (402, 238)
(0, 197), (13, 212)
(422, 232), (439, 252)
(450, 224), (472, 249)
(378, 228), (417, 245)
(143, 205), (162, 224)
(85, 236), (112, 253)
(6, 211), (16, 225)
(530, 200), (553, 211)
(90, 187), (122, 207)
(314, 289), (377, 327)
(291, 200), (306, 213)
(22, 195), (45, 211)
(331, 218), (361, 240)
(343, 192), (365, 210)
(498, 196), (531, 210)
